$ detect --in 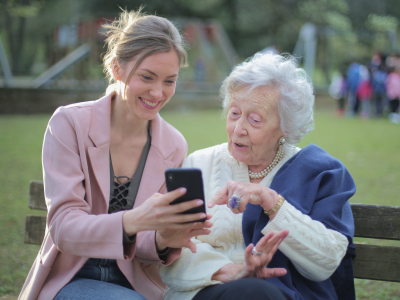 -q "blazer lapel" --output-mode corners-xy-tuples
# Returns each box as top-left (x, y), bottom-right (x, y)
(87, 93), (112, 208)
(134, 148), (175, 207)
(88, 144), (110, 208)
(134, 114), (176, 207)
